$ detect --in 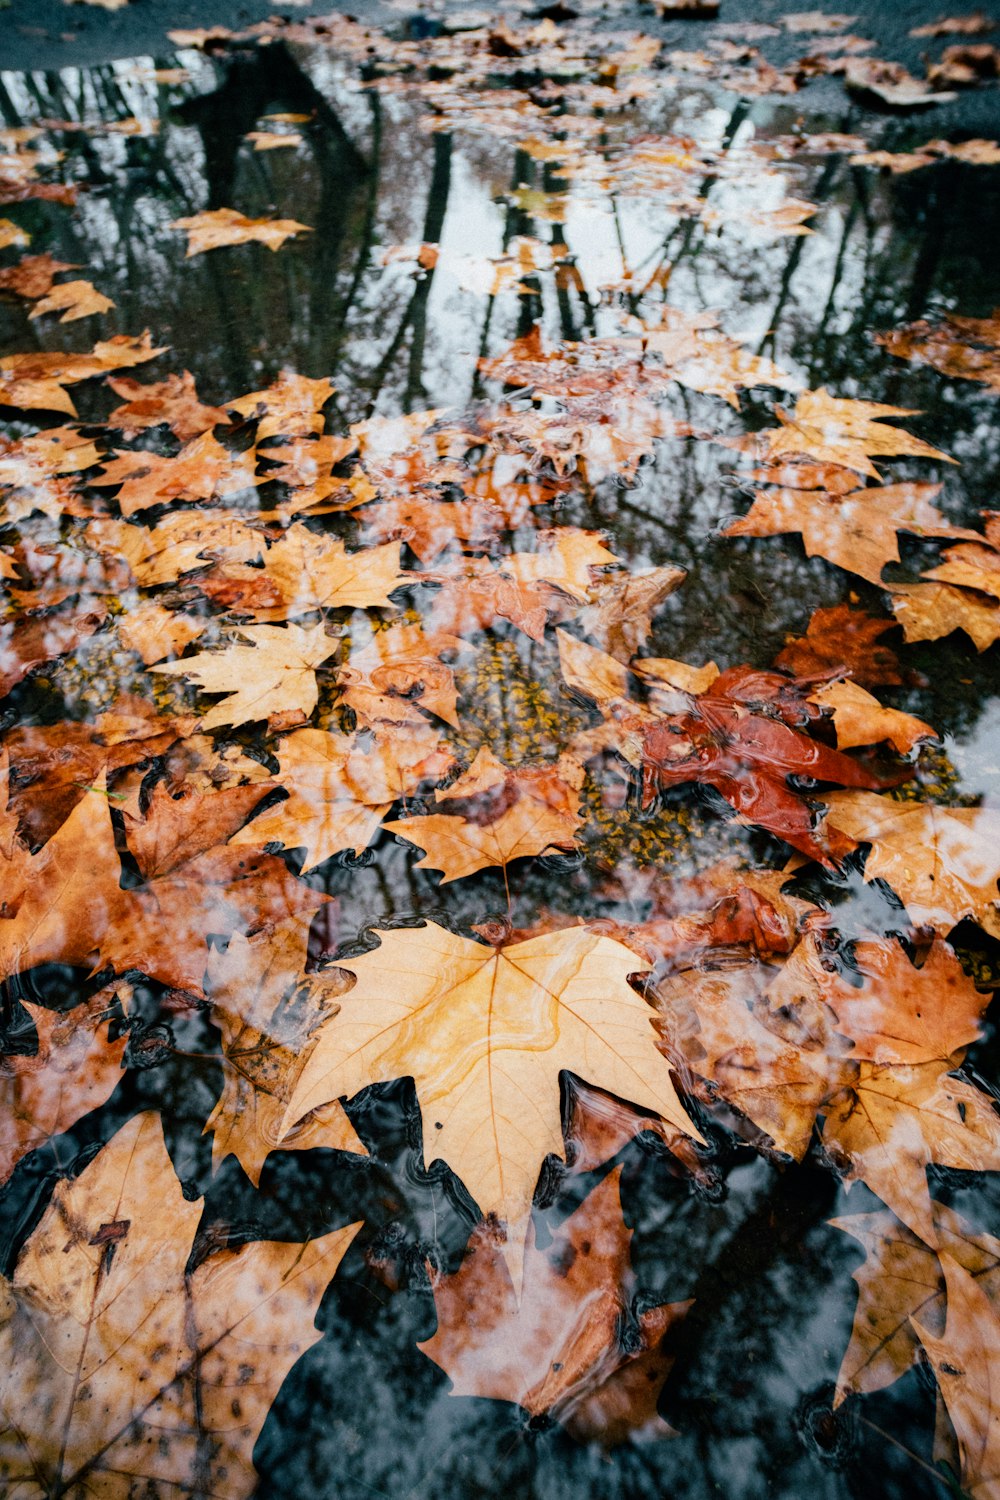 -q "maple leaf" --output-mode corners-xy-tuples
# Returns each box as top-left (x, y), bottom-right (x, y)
(655, 949), (848, 1158)
(0, 1111), (361, 1497)
(420, 1167), (690, 1444)
(831, 1201), (1000, 1404)
(170, 207), (312, 256)
(117, 600), (207, 664)
(357, 495), (504, 563)
(228, 370), (334, 439)
(99, 844), (328, 996)
(152, 622), (339, 730)
(0, 331), (166, 416)
(825, 937), (989, 1065)
(198, 528), (405, 620)
(839, 56), (957, 108)
(93, 431), (260, 516)
(724, 480), (978, 585)
(576, 564), (686, 658)
(121, 779), (275, 879)
(809, 679), (934, 753)
(27, 278), (114, 323)
(385, 749), (584, 883)
(763, 389), (955, 479)
(823, 791), (1000, 936)
(280, 922), (703, 1285)
(205, 920), (367, 1183)
(641, 678), (885, 865)
(426, 557), (564, 641)
(0, 251), (79, 298)
(336, 622), (465, 729)
(890, 580), (1000, 652)
(106, 370), (232, 441)
(925, 538), (1000, 599)
(0, 984), (126, 1185)
(876, 311), (1000, 392)
(822, 1061), (1000, 1244)
(230, 726), (399, 870)
(4, 696), (197, 846)
(776, 603), (902, 685)
(0, 220), (30, 250)
(913, 1255), (1000, 1499)
(0, 598), (106, 698)
(118, 509), (267, 587)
